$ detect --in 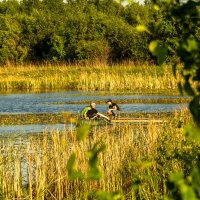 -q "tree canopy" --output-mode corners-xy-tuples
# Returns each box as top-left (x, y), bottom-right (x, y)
(0, 0), (199, 64)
